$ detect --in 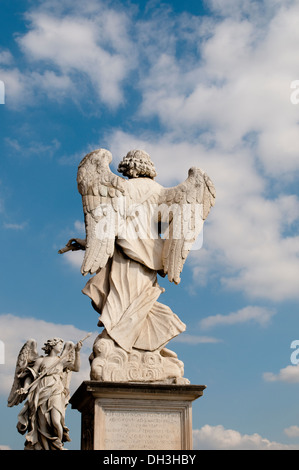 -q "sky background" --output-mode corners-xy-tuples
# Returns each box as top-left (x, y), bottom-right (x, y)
(1, 0), (299, 450)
